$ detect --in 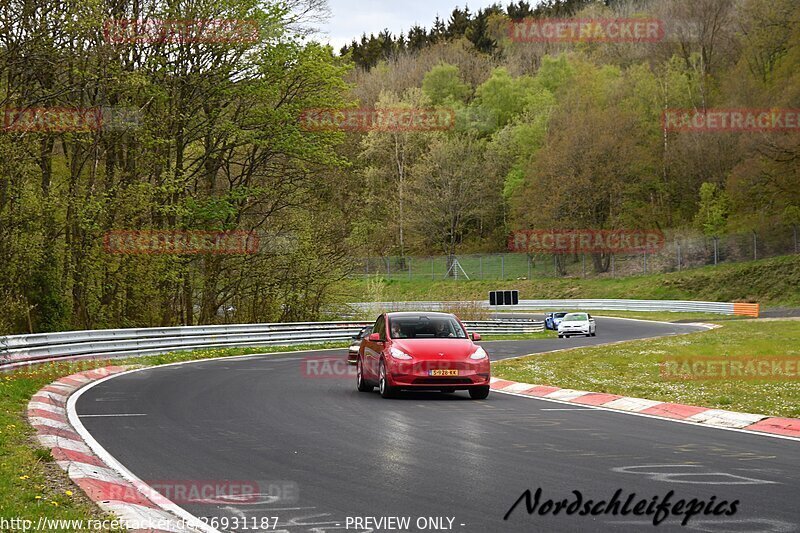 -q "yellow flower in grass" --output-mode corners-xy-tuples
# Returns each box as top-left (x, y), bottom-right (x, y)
(65, 490), (73, 496)
(35, 496), (42, 500)
(19, 475), (29, 480)
(50, 501), (59, 506)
